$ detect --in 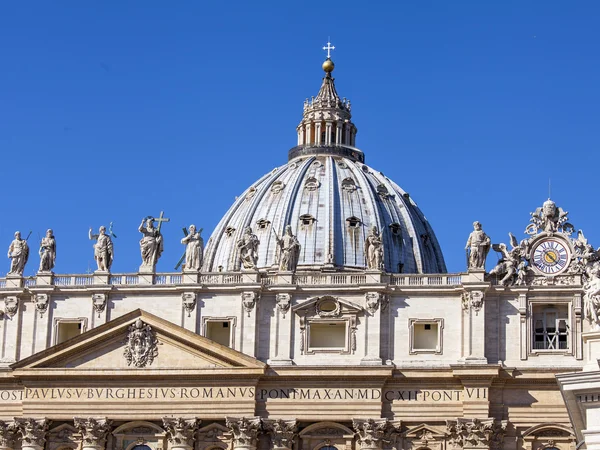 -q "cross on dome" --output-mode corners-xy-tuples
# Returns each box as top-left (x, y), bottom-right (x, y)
(323, 40), (335, 59)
